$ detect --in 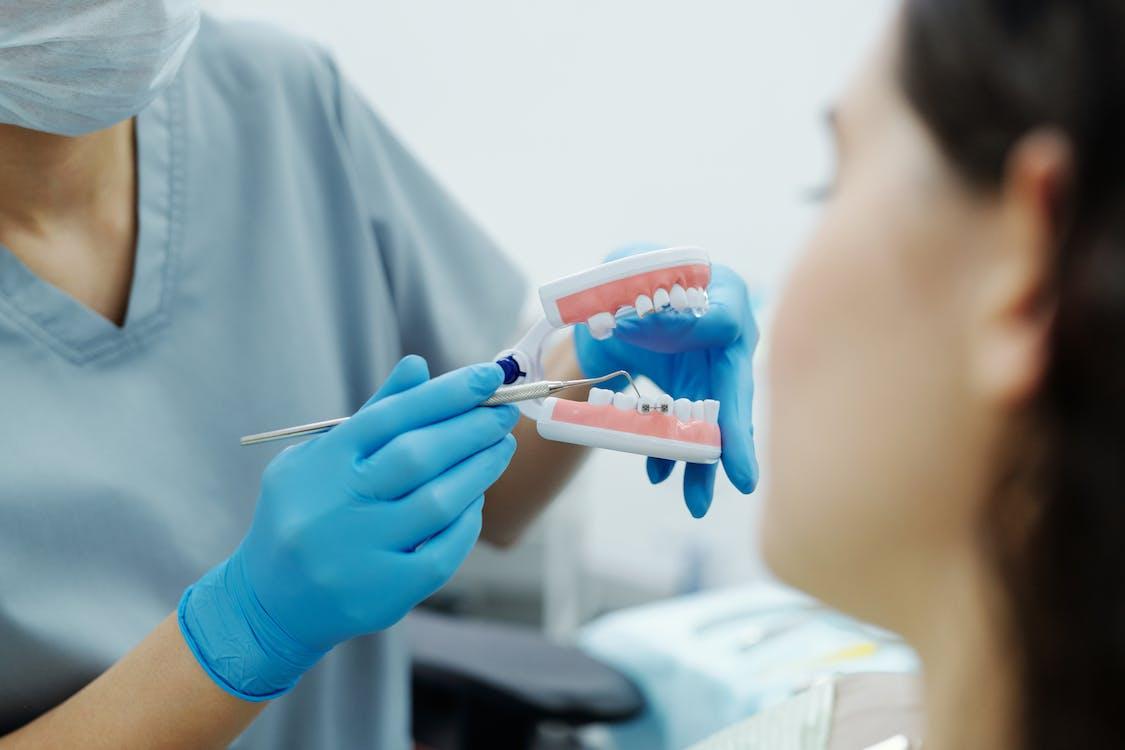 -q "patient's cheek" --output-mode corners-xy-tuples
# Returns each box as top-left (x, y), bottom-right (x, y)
(767, 246), (844, 443)
(760, 214), (884, 593)
(761, 256), (836, 583)
(769, 225), (856, 387)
